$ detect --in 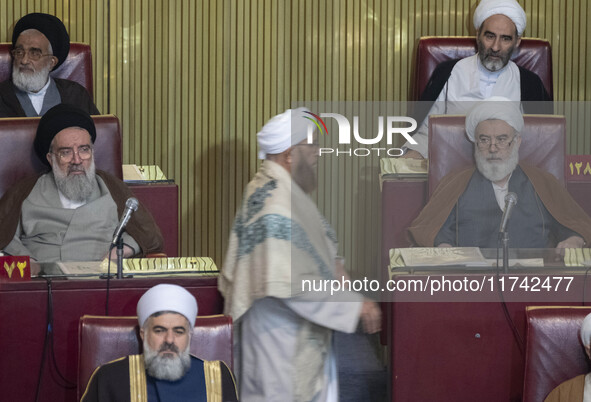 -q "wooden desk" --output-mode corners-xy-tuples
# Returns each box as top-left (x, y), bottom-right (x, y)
(386, 265), (588, 402)
(0, 275), (222, 402)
